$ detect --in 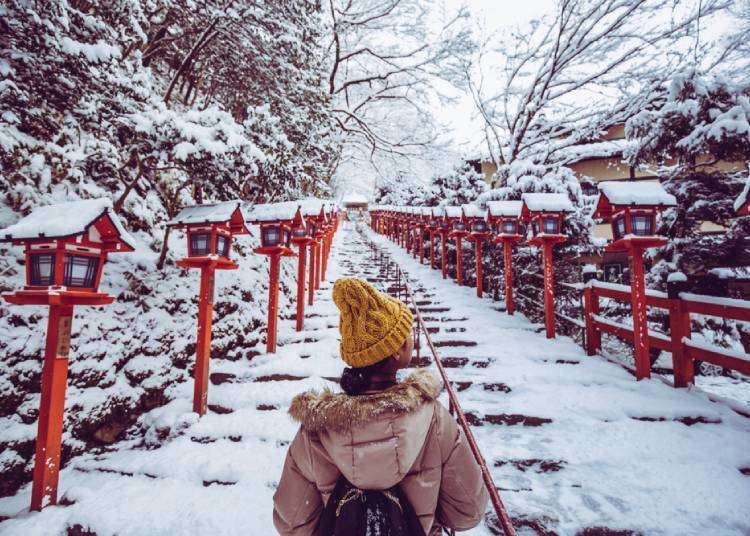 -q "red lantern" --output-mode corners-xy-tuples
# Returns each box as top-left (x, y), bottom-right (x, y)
(0, 198), (134, 511)
(594, 181), (676, 380)
(168, 200), (248, 416)
(462, 204), (491, 297)
(487, 201), (524, 314)
(247, 203), (298, 354)
(289, 205), (317, 330)
(444, 206), (467, 285)
(521, 193), (574, 339)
